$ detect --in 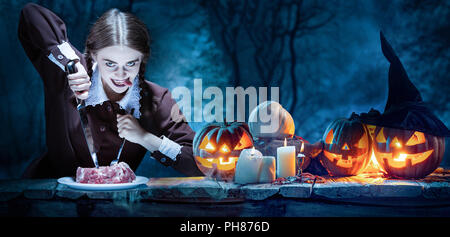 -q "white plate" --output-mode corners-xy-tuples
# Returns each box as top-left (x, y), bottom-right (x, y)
(57, 176), (149, 191)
